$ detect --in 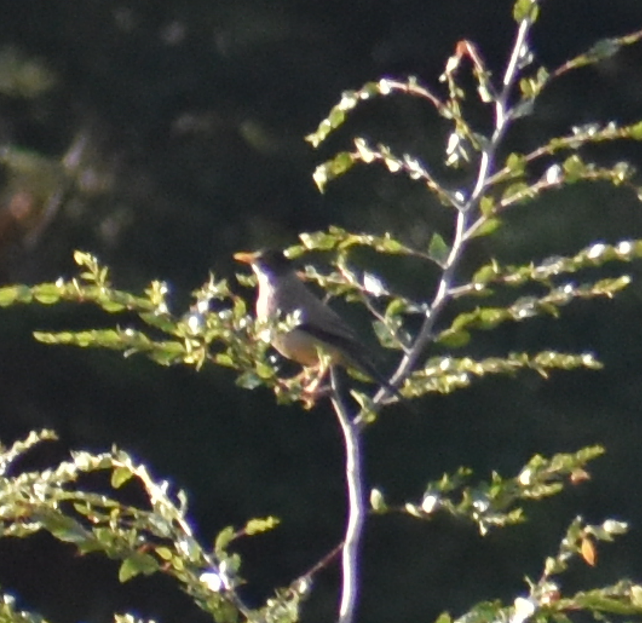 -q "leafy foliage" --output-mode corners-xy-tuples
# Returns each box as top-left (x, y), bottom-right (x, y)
(372, 446), (605, 534)
(433, 516), (640, 623)
(0, 433), (638, 623)
(0, 430), (295, 623)
(0, 2), (641, 623)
